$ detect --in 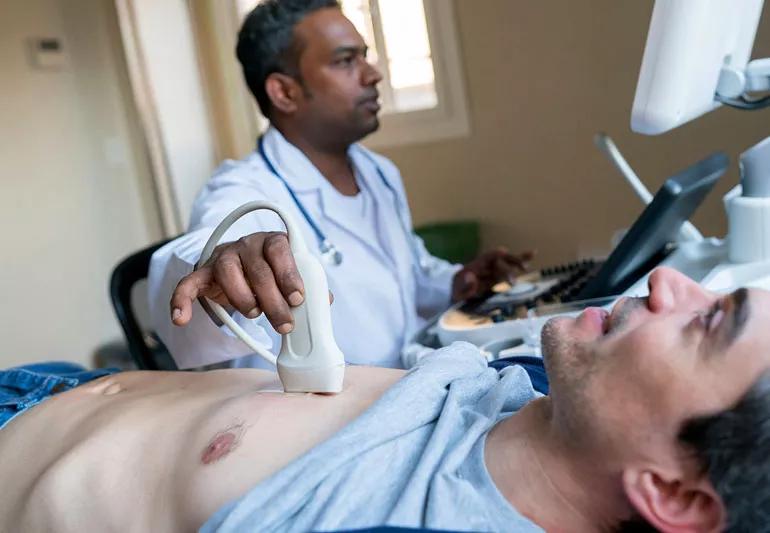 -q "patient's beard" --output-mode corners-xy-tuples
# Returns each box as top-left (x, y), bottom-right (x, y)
(541, 319), (605, 449)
